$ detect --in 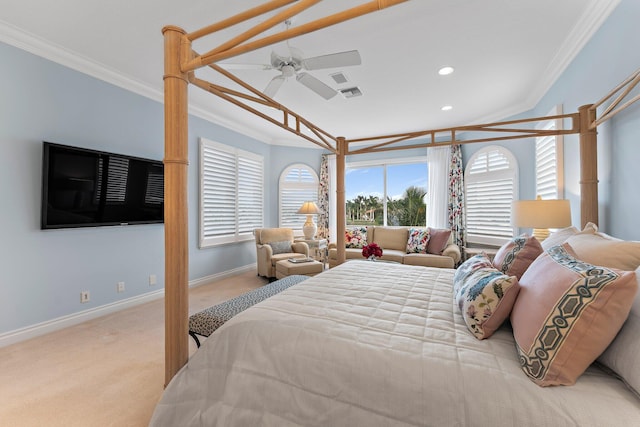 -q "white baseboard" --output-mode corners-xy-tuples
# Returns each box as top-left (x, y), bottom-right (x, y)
(0, 263), (256, 348)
